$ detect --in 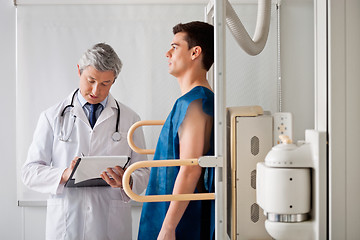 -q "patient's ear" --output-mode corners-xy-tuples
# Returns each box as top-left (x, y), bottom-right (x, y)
(191, 46), (202, 60)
